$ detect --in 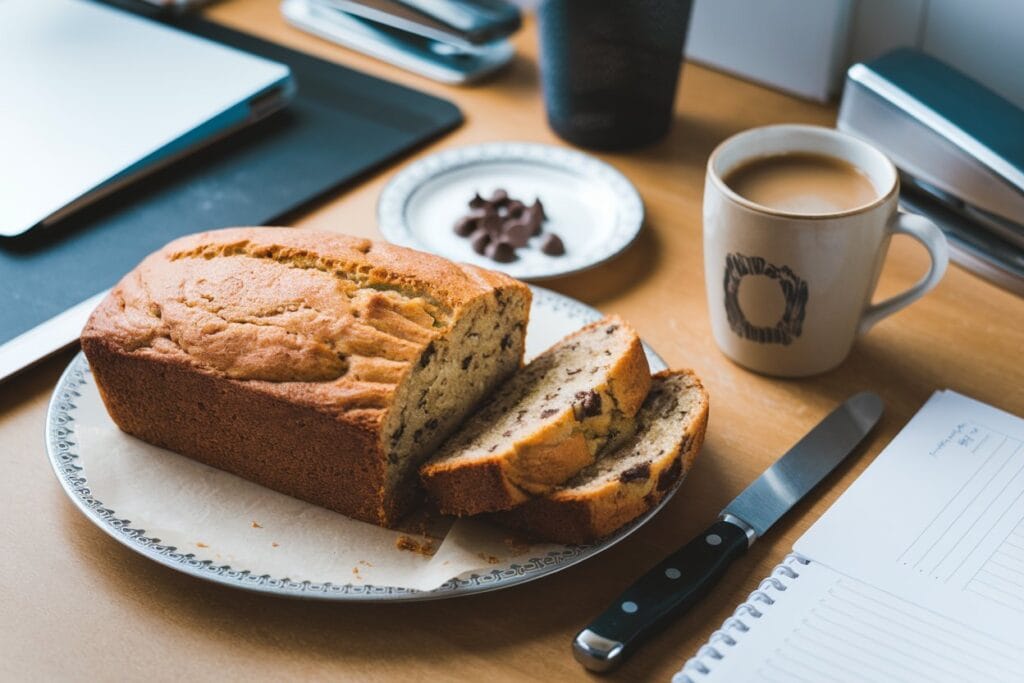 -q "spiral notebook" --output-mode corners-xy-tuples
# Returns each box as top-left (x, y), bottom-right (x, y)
(676, 390), (1024, 683)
